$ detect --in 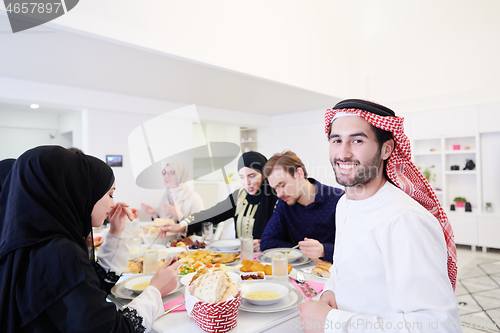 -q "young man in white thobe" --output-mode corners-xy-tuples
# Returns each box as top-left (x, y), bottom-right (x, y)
(298, 99), (461, 332)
